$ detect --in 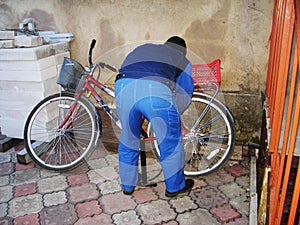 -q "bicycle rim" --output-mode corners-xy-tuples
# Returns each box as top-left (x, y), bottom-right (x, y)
(147, 96), (235, 176)
(24, 93), (96, 170)
(182, 96), (235, 176)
